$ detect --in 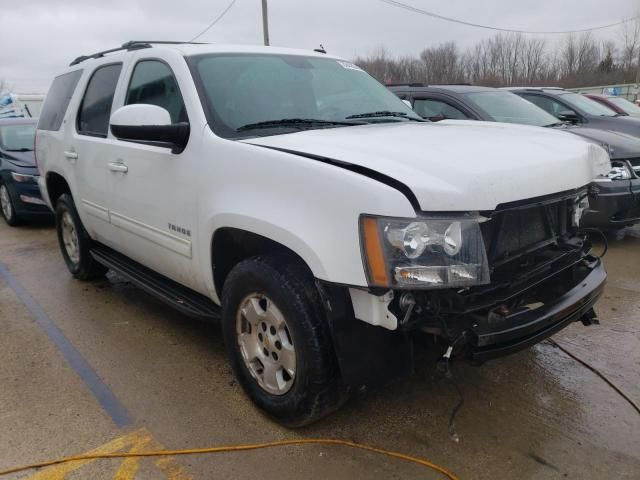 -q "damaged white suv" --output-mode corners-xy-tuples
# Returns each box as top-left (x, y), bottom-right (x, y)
(36, 41), (610, 426)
